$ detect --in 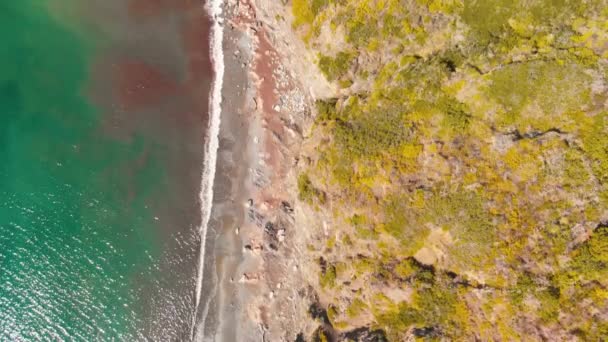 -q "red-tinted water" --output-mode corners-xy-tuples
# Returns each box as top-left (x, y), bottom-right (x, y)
(81, 0), (214, 339)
